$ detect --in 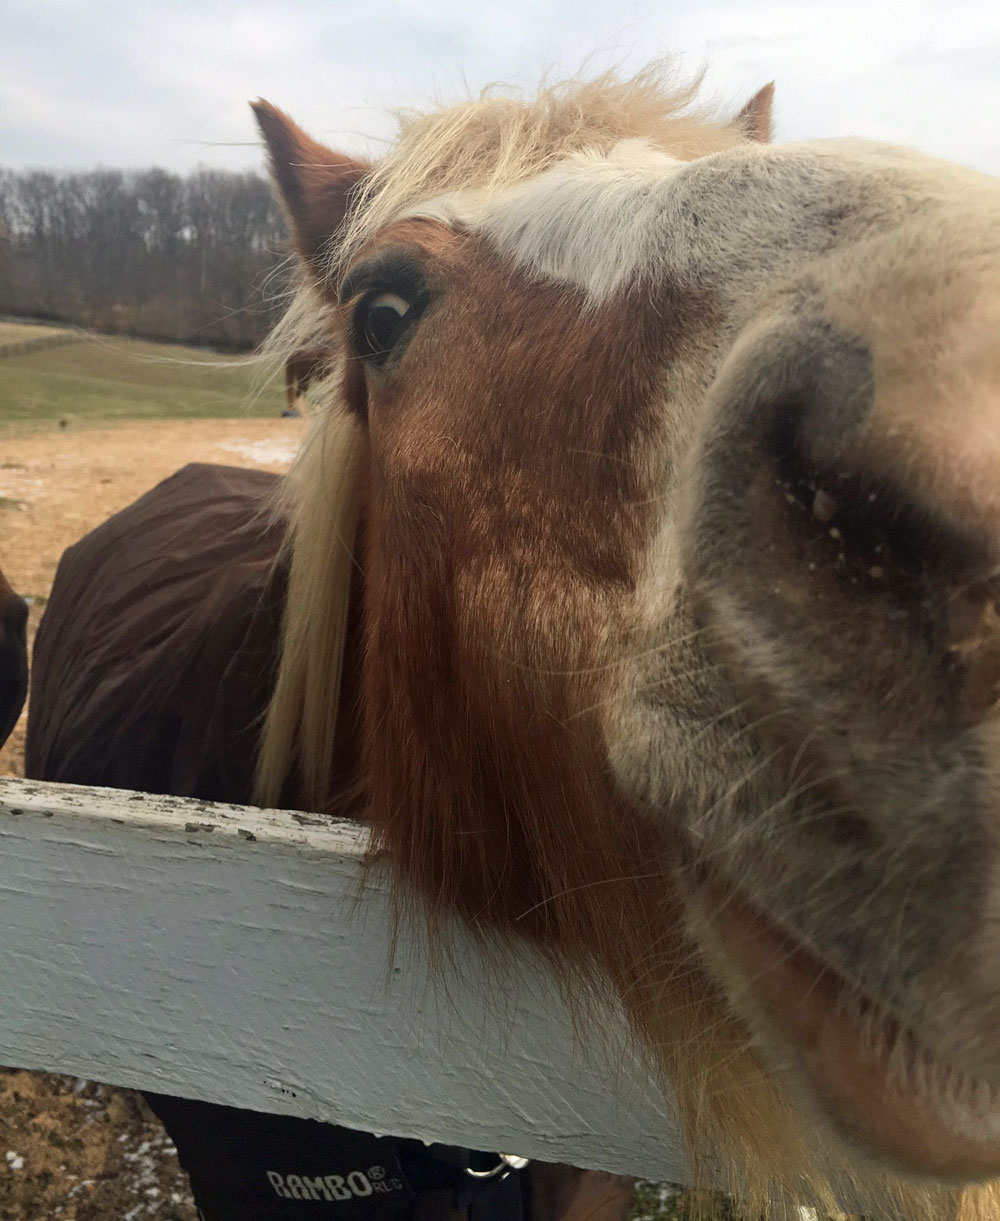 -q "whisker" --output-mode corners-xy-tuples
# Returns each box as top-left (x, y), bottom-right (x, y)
(482, 621), (714, 677)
